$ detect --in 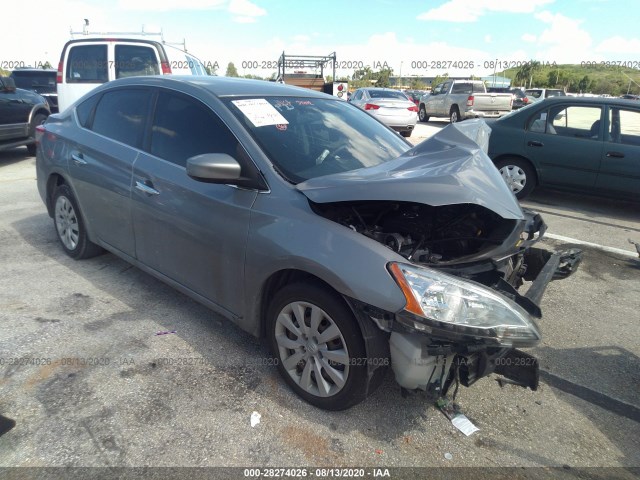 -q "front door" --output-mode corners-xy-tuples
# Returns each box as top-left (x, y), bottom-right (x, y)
(131, 89), (258, 316)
